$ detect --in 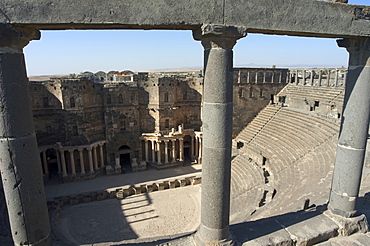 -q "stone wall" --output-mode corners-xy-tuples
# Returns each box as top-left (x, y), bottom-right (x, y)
(232, 68), (289, 137)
